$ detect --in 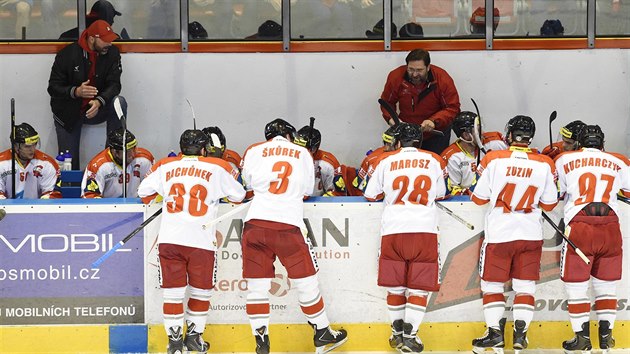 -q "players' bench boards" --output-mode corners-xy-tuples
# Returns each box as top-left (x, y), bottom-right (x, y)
(60, 170), (83, 198)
